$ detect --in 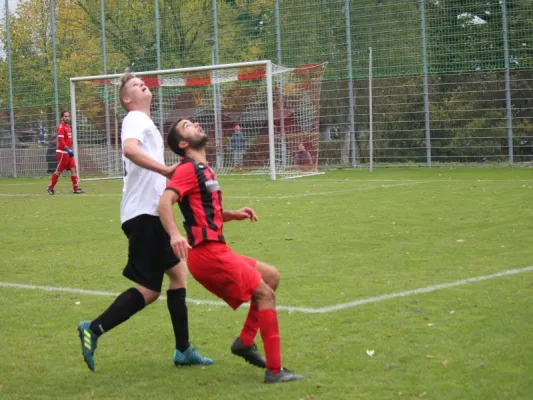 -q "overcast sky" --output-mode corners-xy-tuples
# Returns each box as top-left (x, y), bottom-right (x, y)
(8, 0), (18, 11)
(0, 0), (18, 57)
